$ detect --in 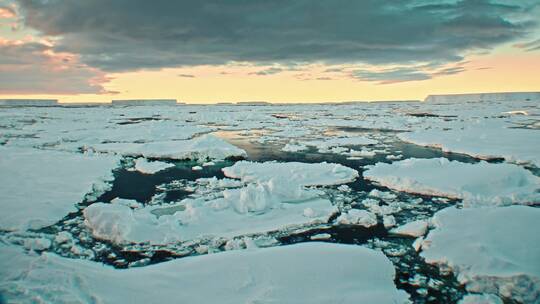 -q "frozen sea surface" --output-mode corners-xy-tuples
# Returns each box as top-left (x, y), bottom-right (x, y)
(0, 99), (538, 303)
